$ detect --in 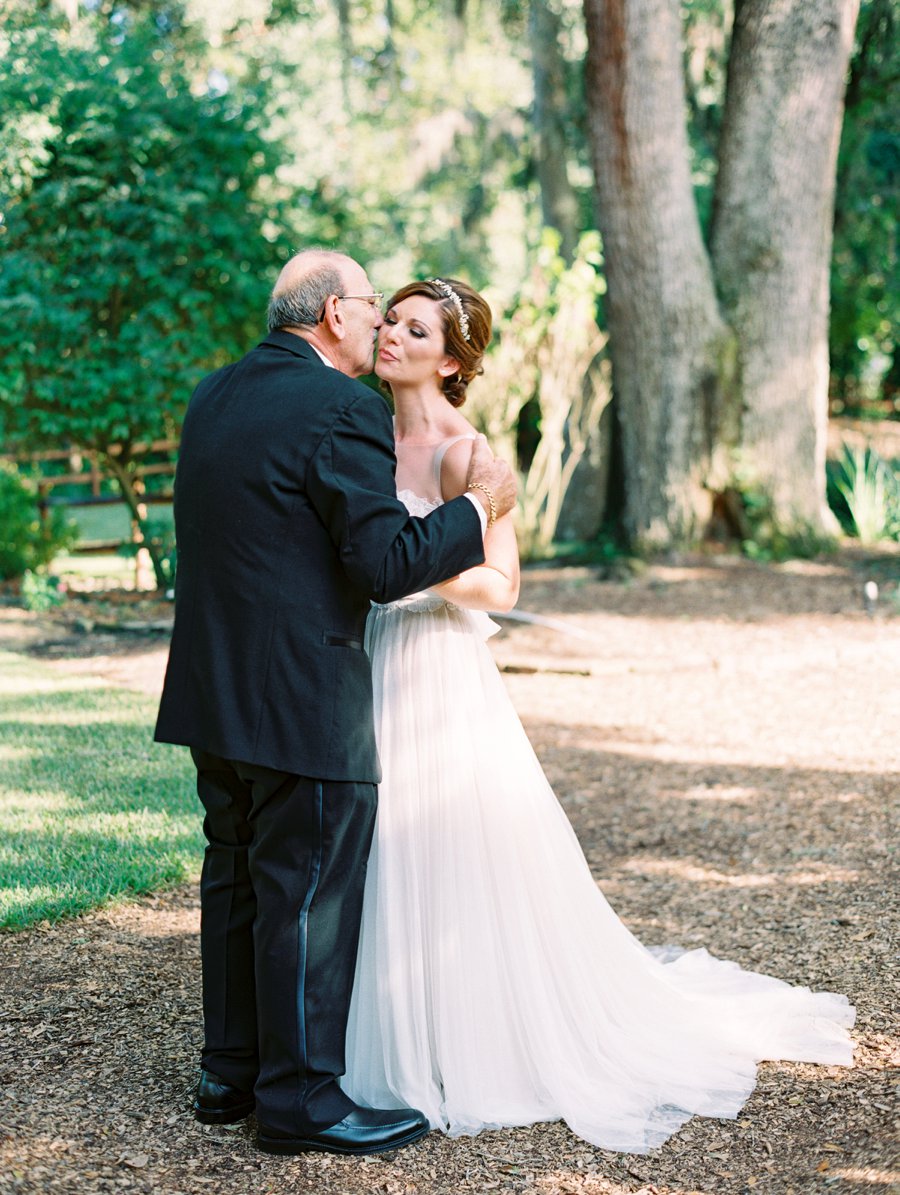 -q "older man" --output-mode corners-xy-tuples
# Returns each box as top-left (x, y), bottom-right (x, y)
(155, 249), (515, 1156)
